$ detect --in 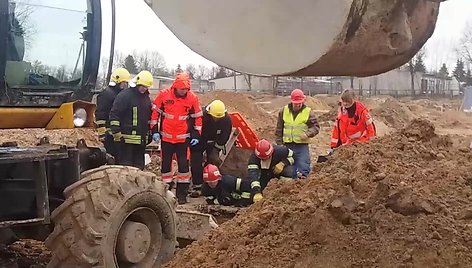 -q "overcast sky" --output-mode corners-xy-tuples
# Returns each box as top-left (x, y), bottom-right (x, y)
(108, 0), (472, 73)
